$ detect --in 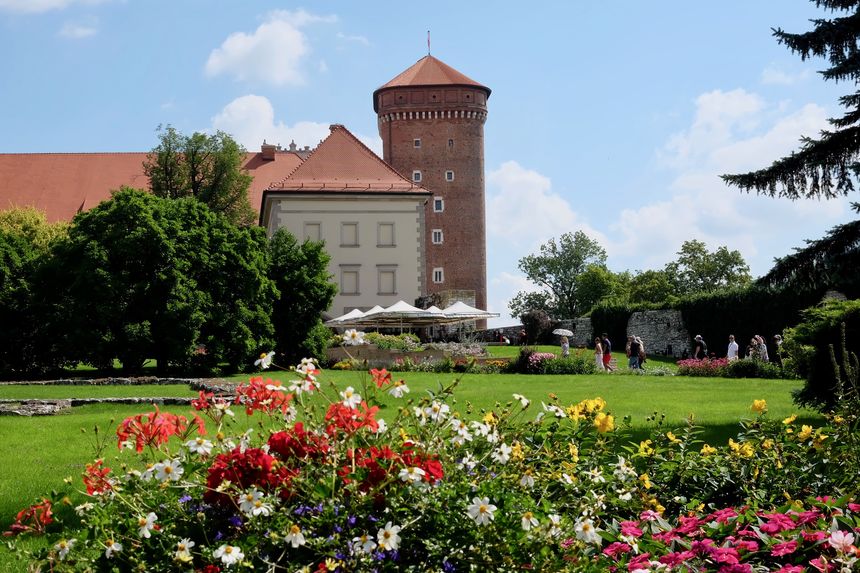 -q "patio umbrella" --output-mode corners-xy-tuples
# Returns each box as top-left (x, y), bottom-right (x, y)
(440, 301), (499, 320)
(324, 308), (365, 327)
(552, 328), (574, 336)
